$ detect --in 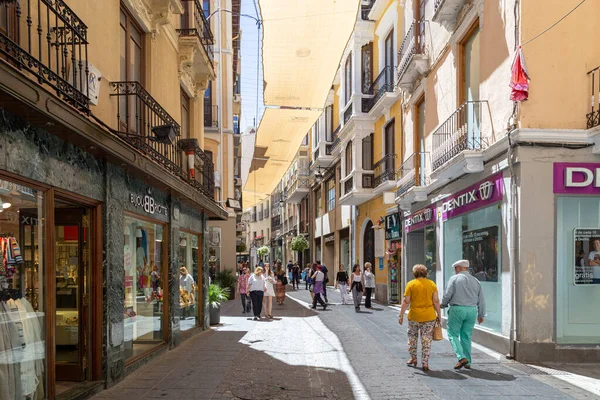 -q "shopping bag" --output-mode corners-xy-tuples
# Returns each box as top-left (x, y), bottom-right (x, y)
(432, 320), (443, 341)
